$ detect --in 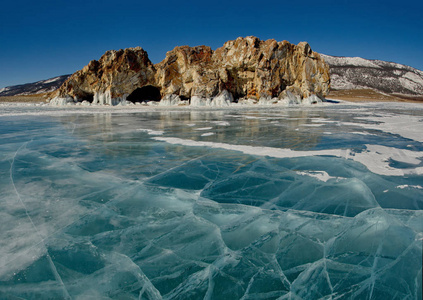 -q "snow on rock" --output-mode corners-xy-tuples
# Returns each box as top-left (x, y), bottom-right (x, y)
(322, 55), (383, 69)
(43, 76), (63, 84)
